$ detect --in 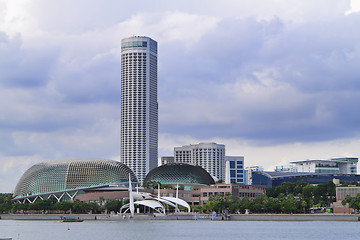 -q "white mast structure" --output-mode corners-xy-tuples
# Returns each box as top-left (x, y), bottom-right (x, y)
(128, 174), (134, 217)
